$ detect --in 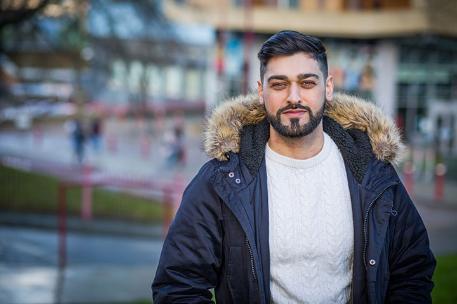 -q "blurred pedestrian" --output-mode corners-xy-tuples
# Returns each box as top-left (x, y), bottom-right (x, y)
(90, 117), (103, 153)
(153, 31), (435, 303)
(166, 125), (186, 167)
(70, 119), (85, 164)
